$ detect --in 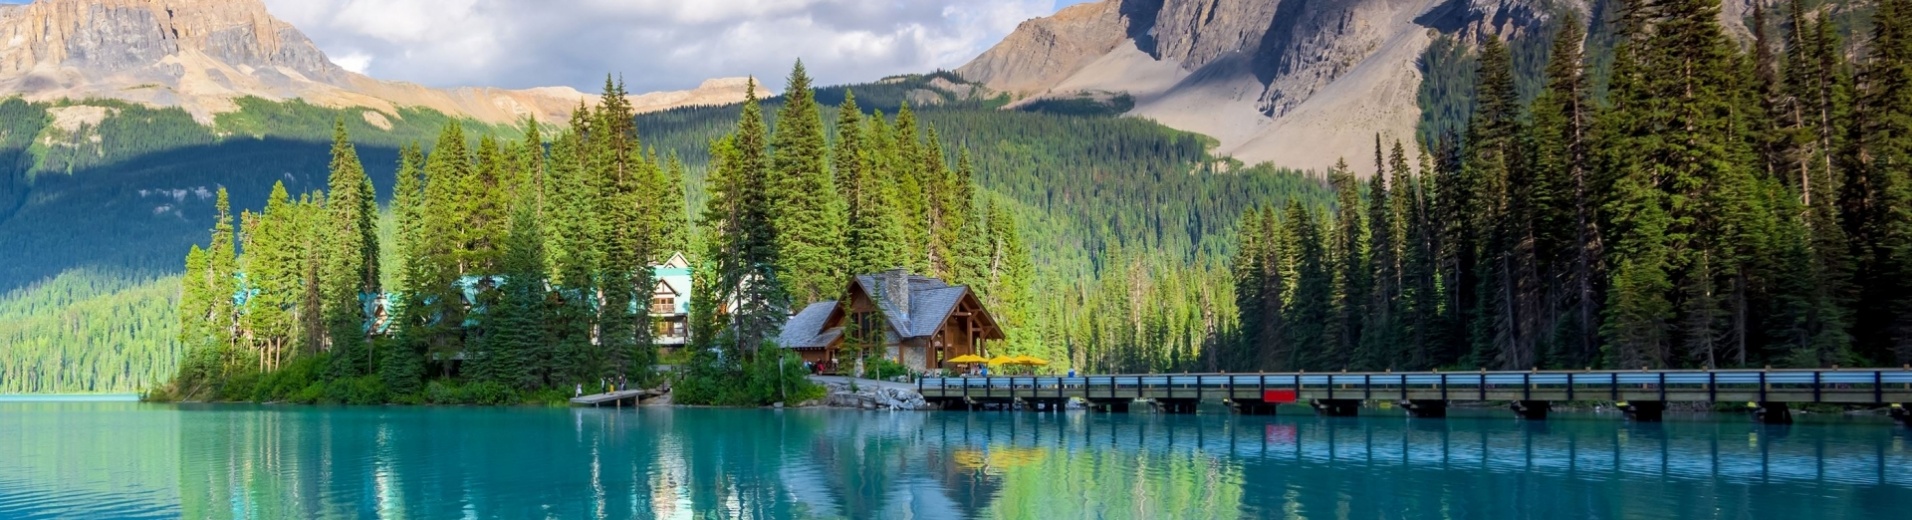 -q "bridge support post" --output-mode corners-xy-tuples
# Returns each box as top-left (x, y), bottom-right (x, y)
(1155, 398), (1199, 414)
(1892, 404), (1909, 426)
(1401, 400), (1447, 418)
(1089, 399), (1130, 413)
(1750, 402), (1794, 425)
(1228, 400), (1279, 416)
(1311, 399), (1361, 417)
(1619, 401), (1665, 422)
(1511, 400), (1551, 420)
